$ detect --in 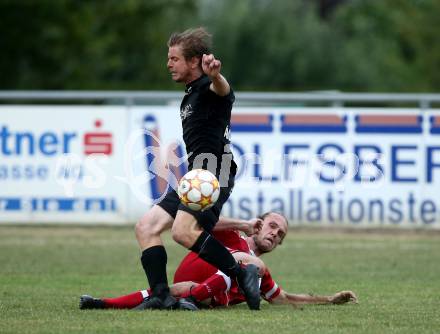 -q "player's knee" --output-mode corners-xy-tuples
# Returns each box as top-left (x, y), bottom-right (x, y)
(171, 228), (187, 247)
(171, 224), (197, 248)
(171, 213), (200, 248)
(253, 257), (267, 276)
(237, 255), (266, 276)
(171, 225), (190, 247)
(135, 213), (166, 238)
